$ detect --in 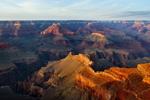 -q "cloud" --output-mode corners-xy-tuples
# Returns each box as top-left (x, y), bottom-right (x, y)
(0, 0), (150, 20)
(125, 11), (150, 17)
(0, 0), (21, 8)
(114, 11), (150, 19)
